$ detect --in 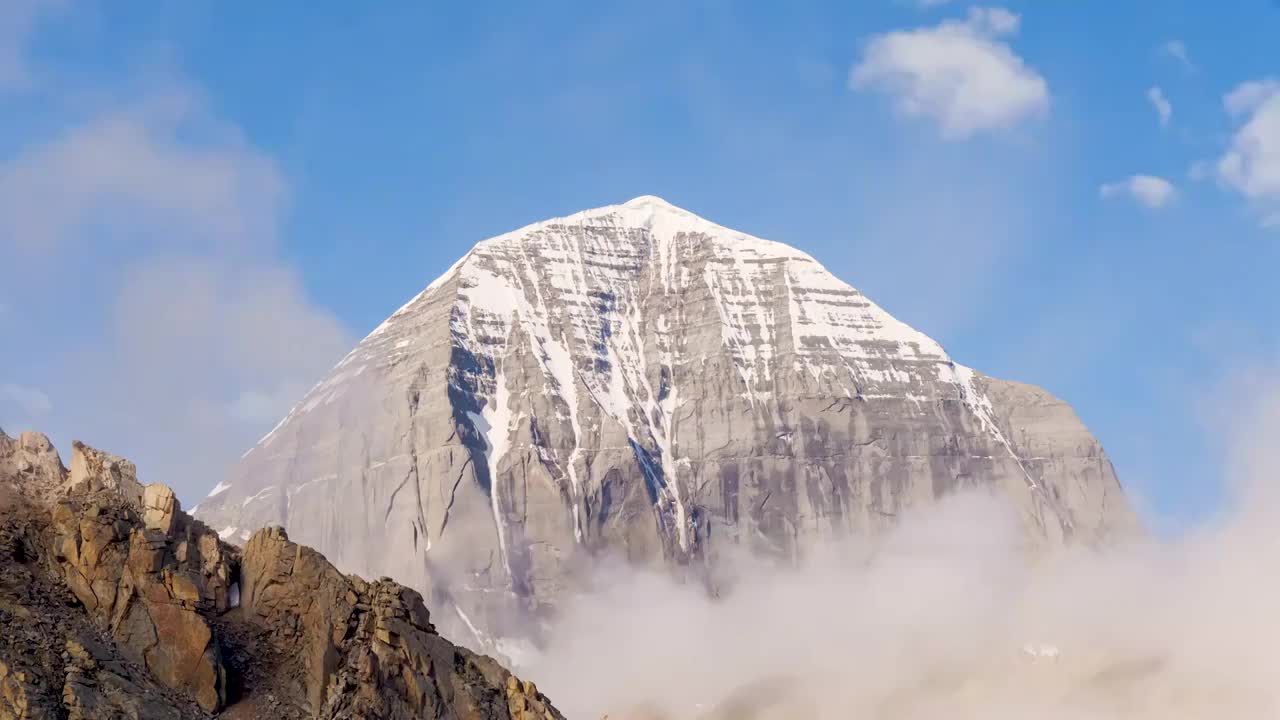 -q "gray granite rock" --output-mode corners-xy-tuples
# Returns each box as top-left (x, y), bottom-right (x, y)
(195, 196), (1138, 647)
